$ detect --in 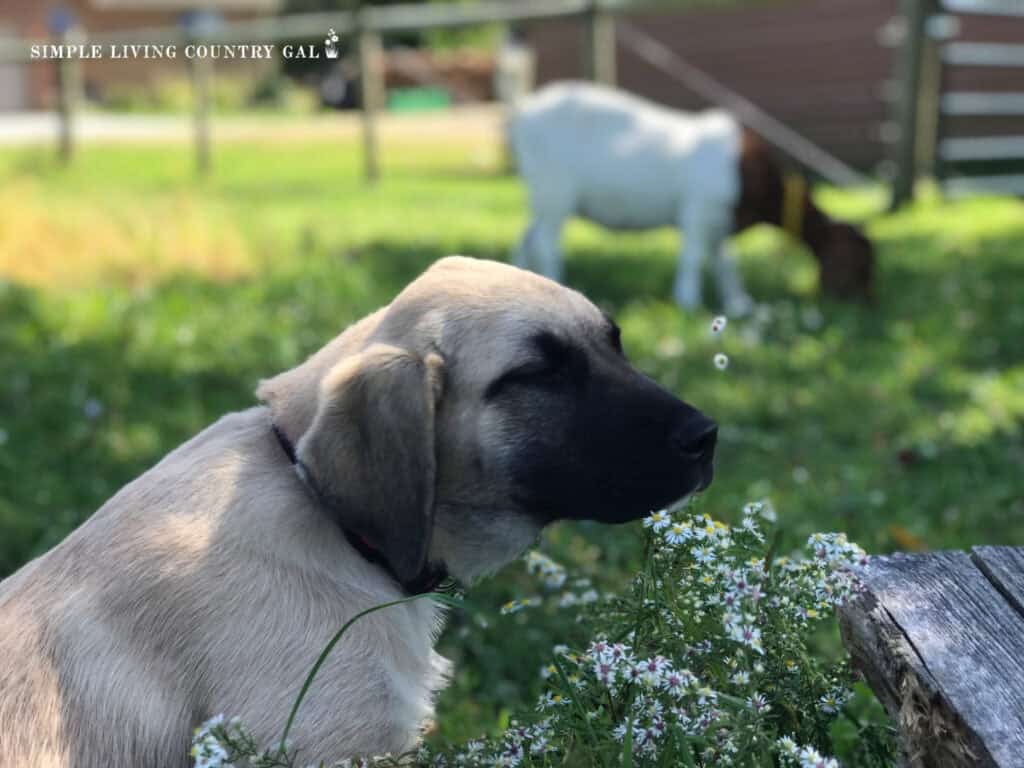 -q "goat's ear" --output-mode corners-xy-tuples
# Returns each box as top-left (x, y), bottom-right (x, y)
(295, 344), (445, 584)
